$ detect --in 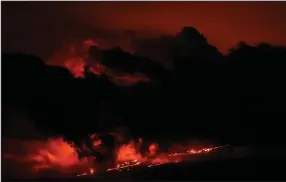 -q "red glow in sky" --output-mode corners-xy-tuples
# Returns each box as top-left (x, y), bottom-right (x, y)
(2, 2), (286, 58)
